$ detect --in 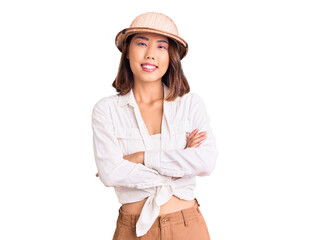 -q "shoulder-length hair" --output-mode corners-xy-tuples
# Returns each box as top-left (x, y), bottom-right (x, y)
(112, 34), (190, 102)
